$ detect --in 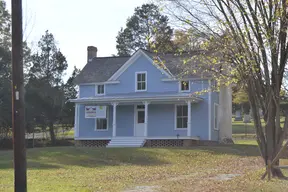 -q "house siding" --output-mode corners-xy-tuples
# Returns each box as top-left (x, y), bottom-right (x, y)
(79, 85), (95, 98)
(77, 102), (211, 140)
